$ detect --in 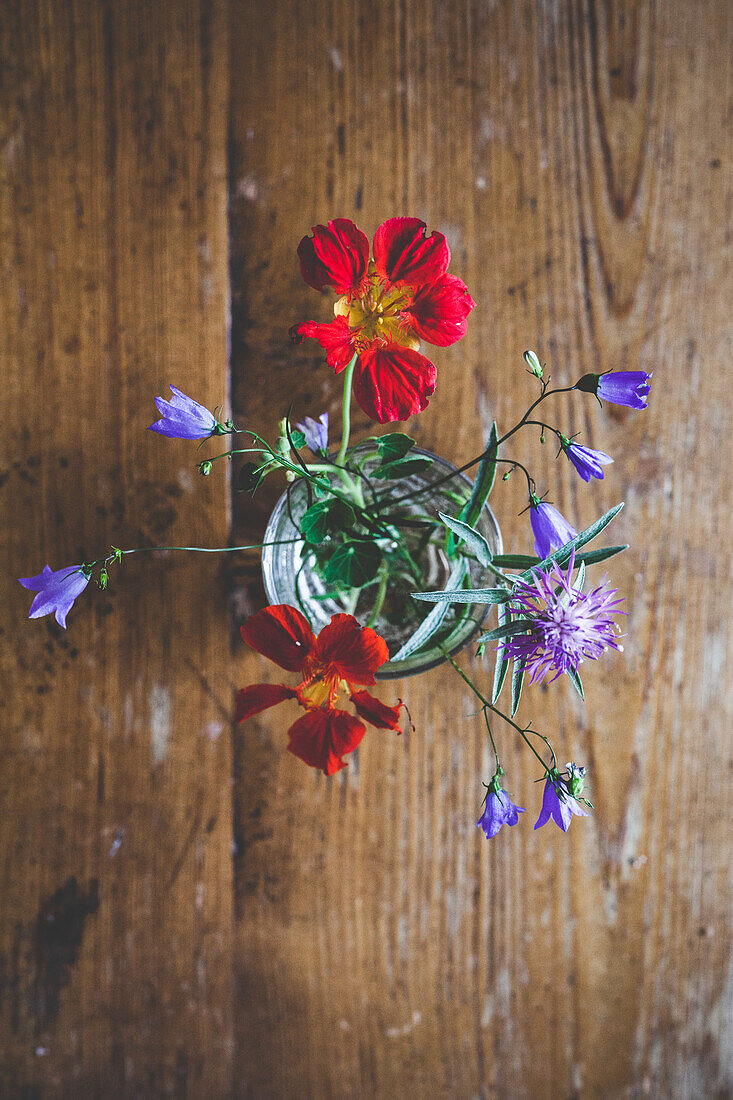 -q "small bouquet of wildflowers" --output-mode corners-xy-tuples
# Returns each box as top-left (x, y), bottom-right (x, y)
(20, 217), (651, 839)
